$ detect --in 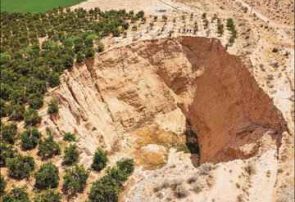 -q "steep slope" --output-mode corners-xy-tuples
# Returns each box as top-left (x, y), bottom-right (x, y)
(39, 36), (290, 201)
(180, 37), (287, 163)
(45, 36), (287, 165)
